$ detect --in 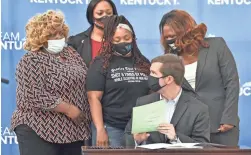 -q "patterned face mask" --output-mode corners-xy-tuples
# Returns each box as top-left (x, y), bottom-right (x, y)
(112, 42), (132, 56)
